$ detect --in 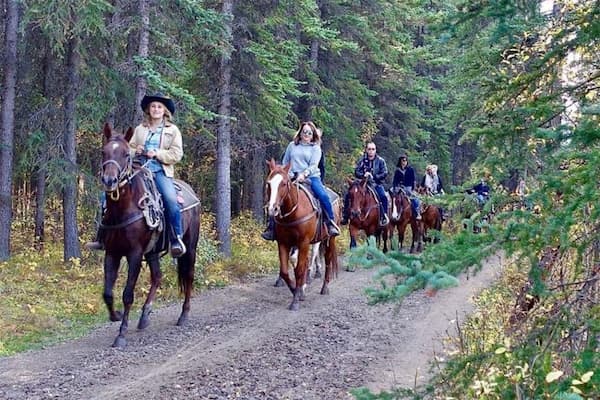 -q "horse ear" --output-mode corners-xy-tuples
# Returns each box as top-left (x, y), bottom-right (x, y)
(103, 122), (112, 143)
(283, 162), (291, 174)
(266, 158), (275, 170)
(124, 127), (134, 142)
